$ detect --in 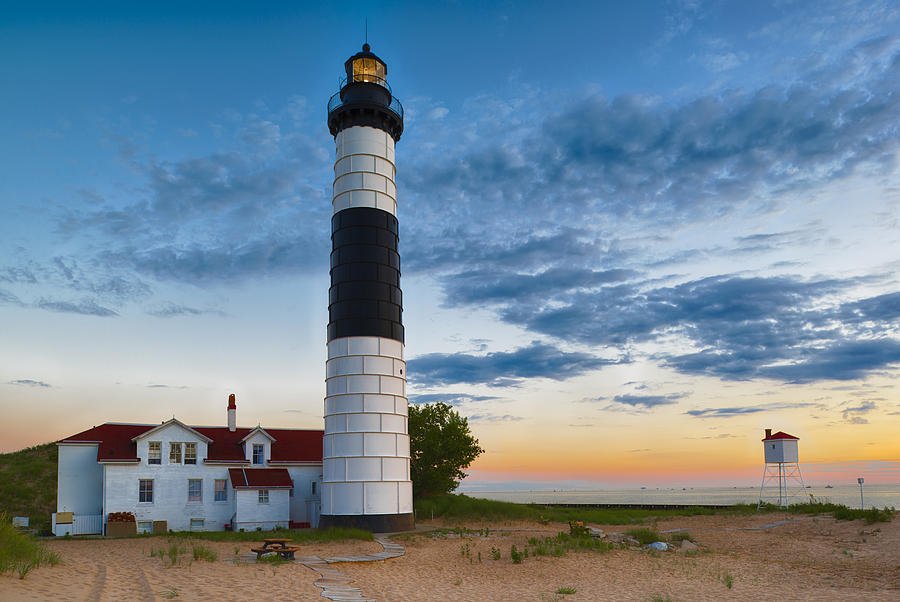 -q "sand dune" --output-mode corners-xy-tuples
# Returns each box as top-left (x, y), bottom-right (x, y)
(2, 513), (897, 601)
